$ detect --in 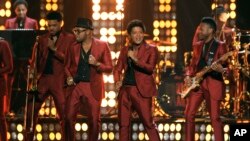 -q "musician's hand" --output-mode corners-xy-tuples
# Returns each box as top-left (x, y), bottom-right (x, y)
(48, 38), (57, 51)
(115, 81), (122, 91)
(211, 63), (224, 73)
(128, 50), (138, 62)
(89, 55), (100, 66)
(184, 76), (192, 86)
(66, 76), (75, 86)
